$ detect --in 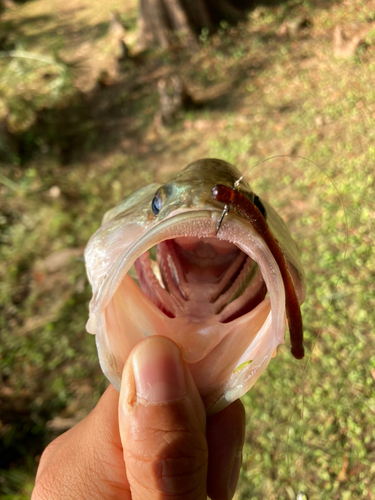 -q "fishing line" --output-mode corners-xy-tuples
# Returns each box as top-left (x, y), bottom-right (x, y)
(238, 154), (349, 497)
